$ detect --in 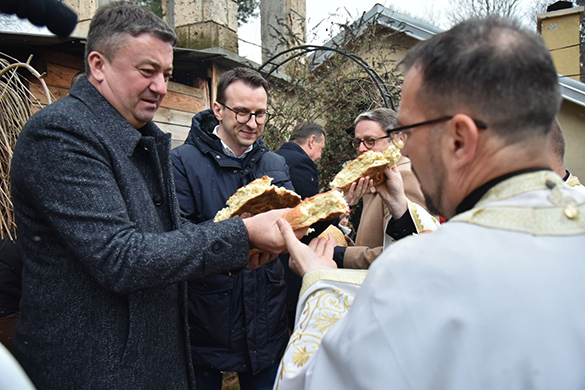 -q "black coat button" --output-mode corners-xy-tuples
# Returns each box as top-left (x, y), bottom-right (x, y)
(211, 242), (223, 254)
